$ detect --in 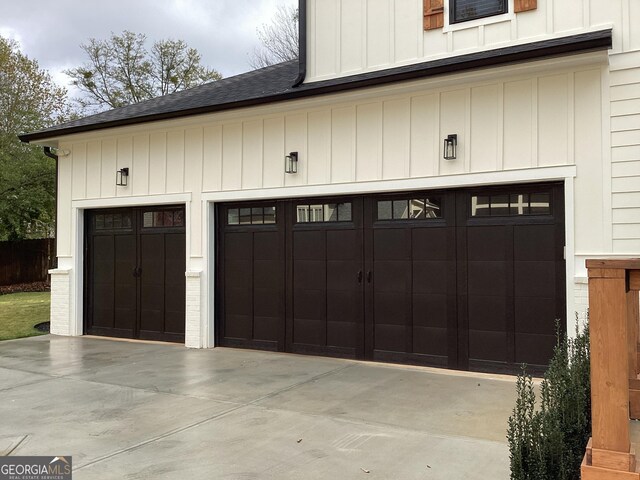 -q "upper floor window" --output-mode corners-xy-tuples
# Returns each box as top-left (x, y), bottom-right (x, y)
(424, 0), (534, 31)
(451, 0), (507, 23)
